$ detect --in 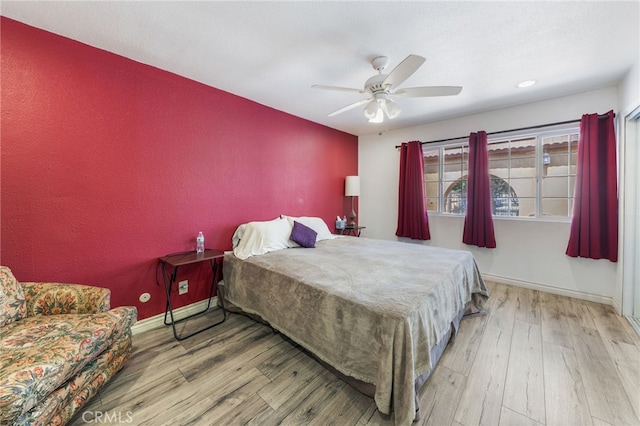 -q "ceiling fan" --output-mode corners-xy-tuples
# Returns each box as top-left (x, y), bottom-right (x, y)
(312, 54), (462, 123)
